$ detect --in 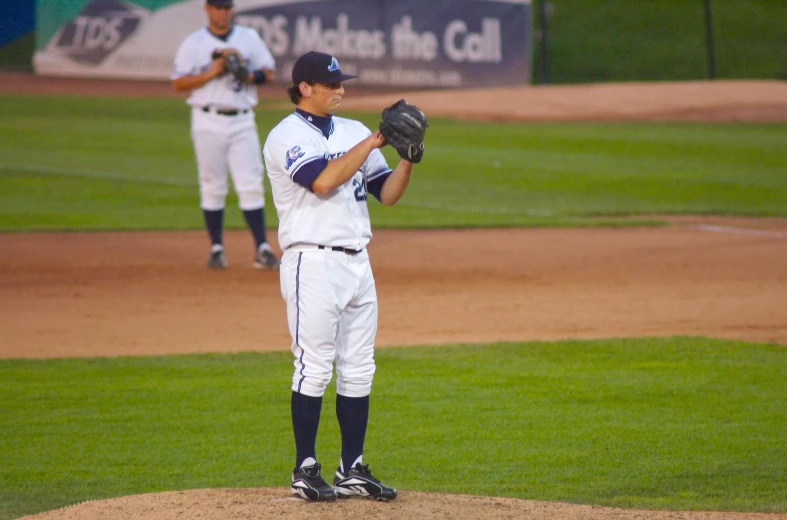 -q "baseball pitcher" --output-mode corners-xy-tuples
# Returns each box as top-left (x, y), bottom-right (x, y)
(263, 51), (427, 502)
